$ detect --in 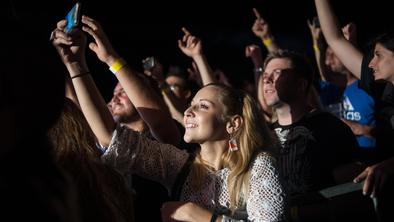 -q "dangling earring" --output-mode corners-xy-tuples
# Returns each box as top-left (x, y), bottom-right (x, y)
(228, 137), (239, 152)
